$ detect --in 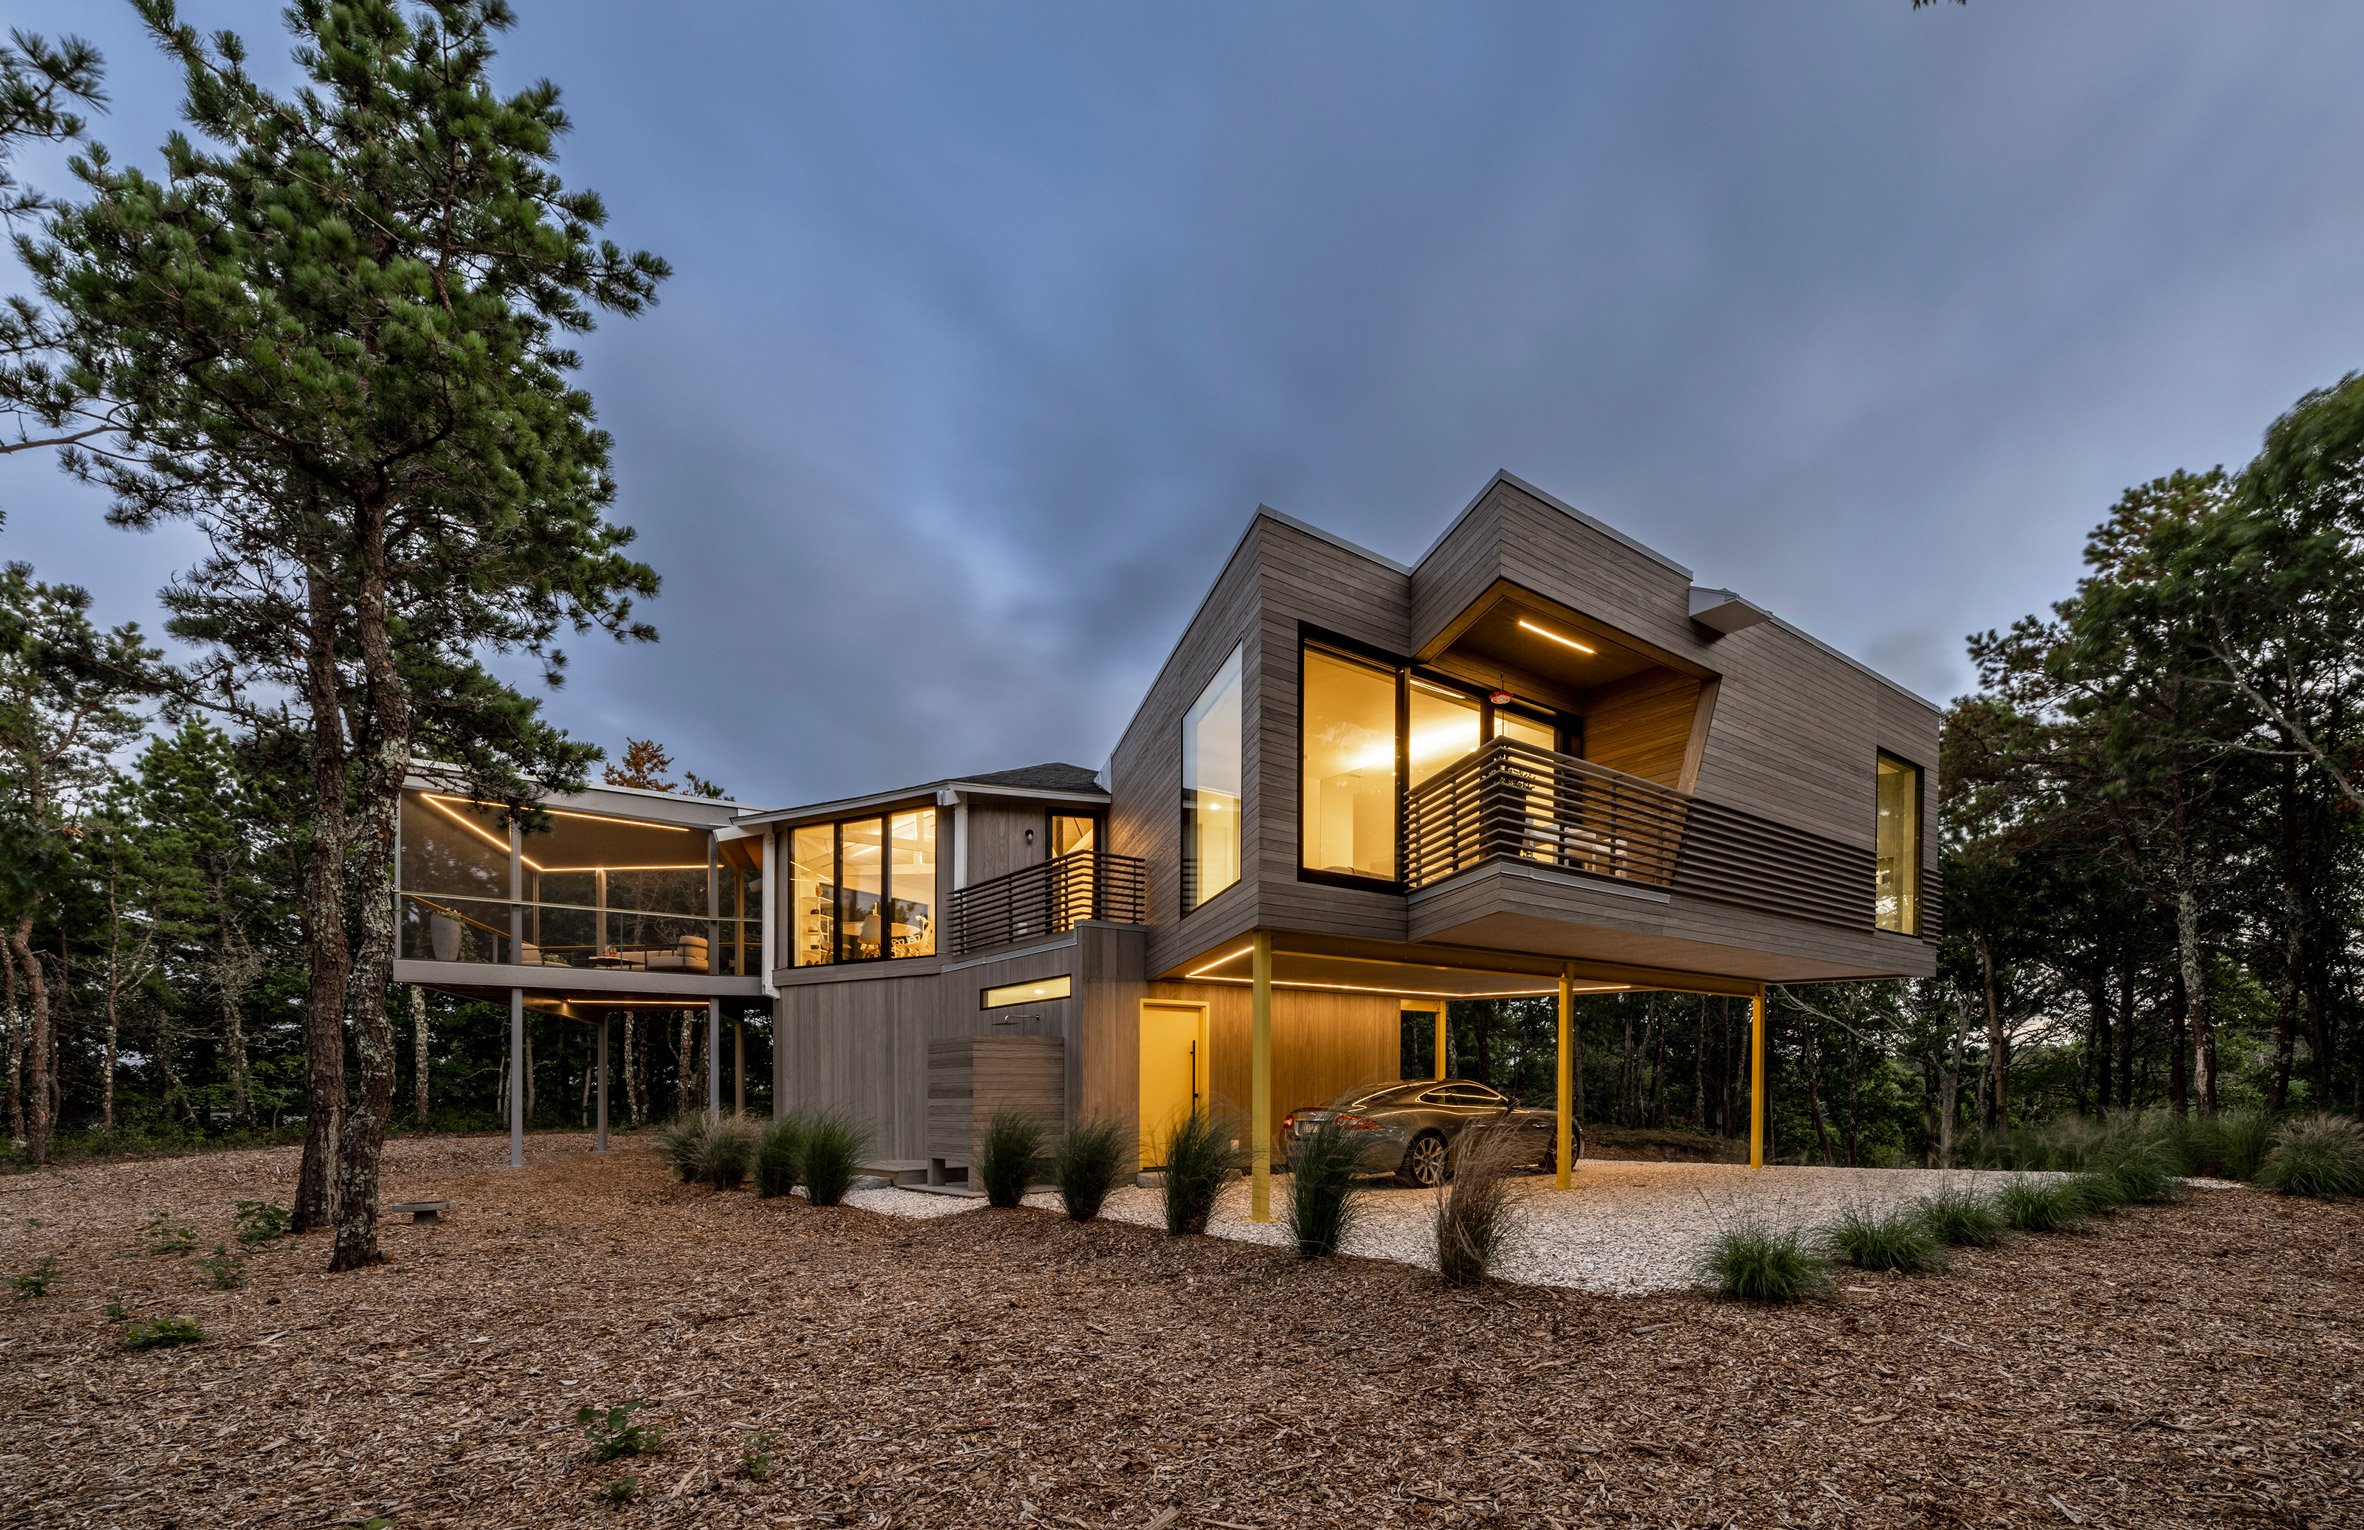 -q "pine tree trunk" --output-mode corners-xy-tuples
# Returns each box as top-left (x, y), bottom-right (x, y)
(1979, 936), (2008, 1130)
(2175, 878), (2214, 1116)
(1692, 996), (1708, 1132)
(1800, 1019), (1832, 1165)
(294, 566), (352, 1235)
(5, 941), (24, 1144)
(523, 1020), (535, 1126)
(2116, 959), (2136, 1111)
(8, 917), (54, 1167)
(410, 985), (430, 1130)
(1937, 989), (1972, 1169)
(2168, 963), (2190, 1114)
